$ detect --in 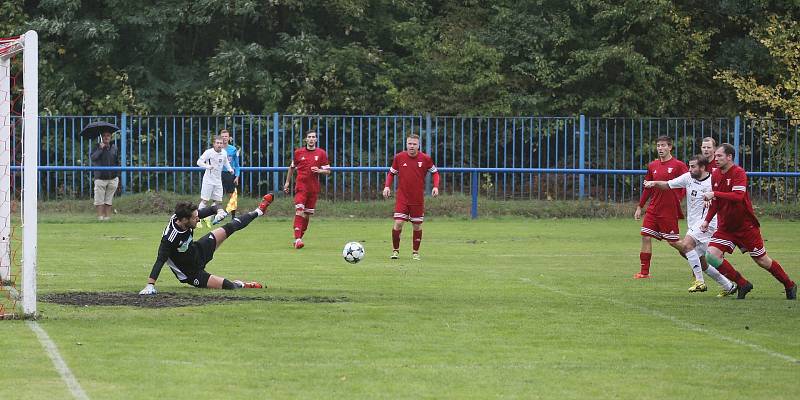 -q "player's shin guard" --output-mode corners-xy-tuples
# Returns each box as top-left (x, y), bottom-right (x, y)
(685, 250), (704, 281)
(639, 252), (652, 275)
(412, 229), (422, 252)
(222, 211), (258, 237)
(767, 260), (795, 289)
(293, 215), (304, 239)
(392, 229), (401, 250)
